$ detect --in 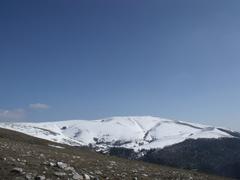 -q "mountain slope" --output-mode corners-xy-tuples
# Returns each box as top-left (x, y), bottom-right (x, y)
(0, 127), (227, 180)
(0, 116), (235, 152)
(142, 138), (240, 179)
